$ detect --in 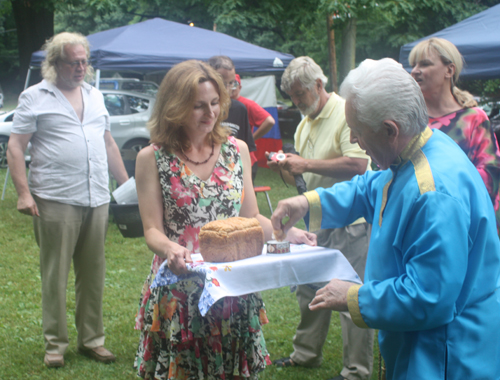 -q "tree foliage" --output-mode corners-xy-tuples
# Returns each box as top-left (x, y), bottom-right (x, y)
(1, 0), (500, 96)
